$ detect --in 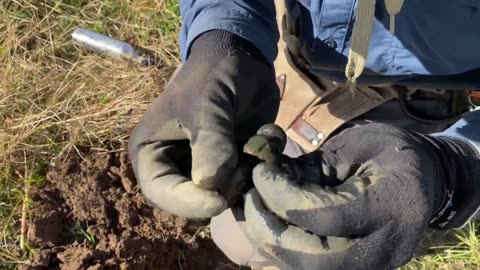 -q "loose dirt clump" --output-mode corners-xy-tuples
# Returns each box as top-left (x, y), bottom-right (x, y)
(23, 151), (234, 270)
